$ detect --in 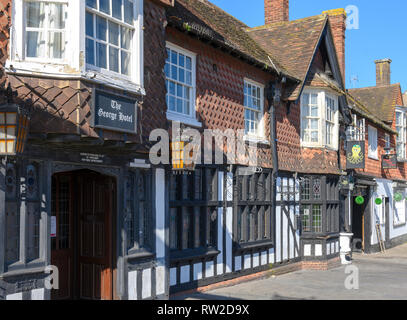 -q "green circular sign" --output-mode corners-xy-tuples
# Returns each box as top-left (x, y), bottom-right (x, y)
(375, 198), (383, 205)
(395, 193), (404, 202)
(355, 196), (365, 205)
